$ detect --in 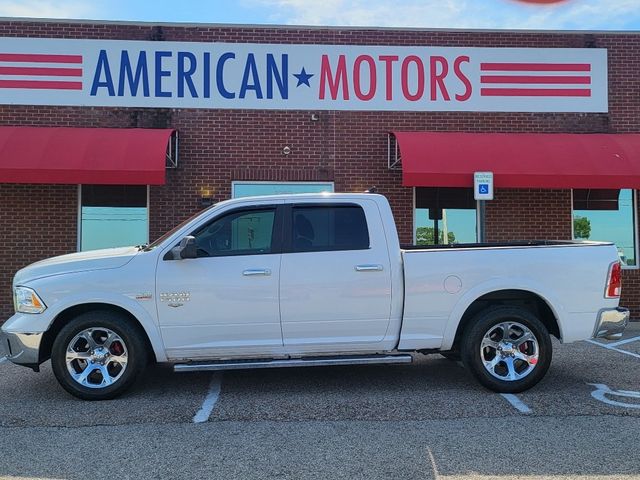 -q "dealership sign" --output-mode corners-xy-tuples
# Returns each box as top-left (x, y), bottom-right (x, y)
(0, 37), (607, 112)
